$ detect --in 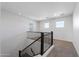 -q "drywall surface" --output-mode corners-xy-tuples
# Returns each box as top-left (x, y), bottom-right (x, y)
(73, 3), (79, 56)
(39, 16), (73, 42)
(0, 3), (1, 56)
(0, 9), (37, 57)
